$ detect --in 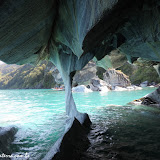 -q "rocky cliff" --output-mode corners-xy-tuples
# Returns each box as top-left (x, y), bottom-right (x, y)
(103, 69), (131, 89)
